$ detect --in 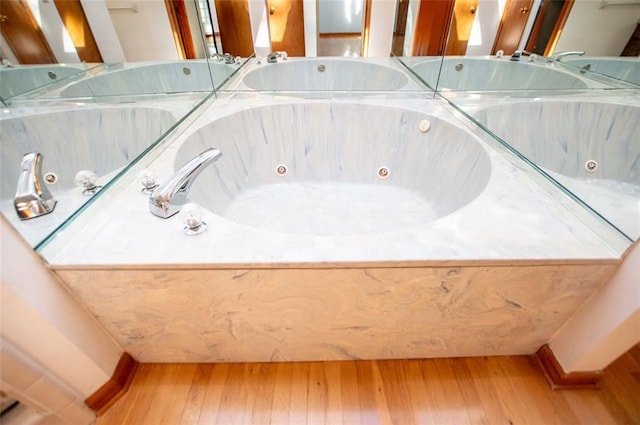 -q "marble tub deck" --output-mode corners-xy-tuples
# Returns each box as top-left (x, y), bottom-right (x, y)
(43, 95), (628, 363)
